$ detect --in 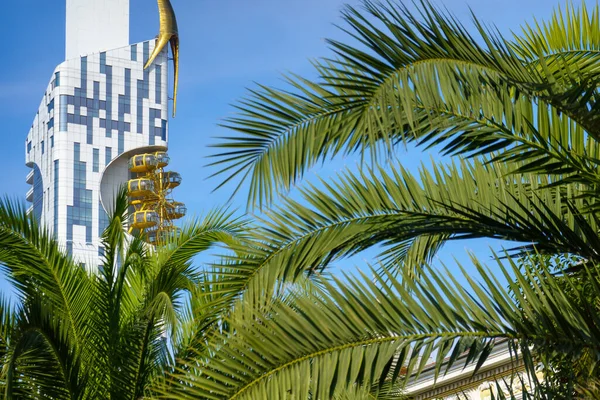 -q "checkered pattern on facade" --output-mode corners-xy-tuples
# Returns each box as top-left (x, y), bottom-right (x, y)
(25, 40), (169, 265)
